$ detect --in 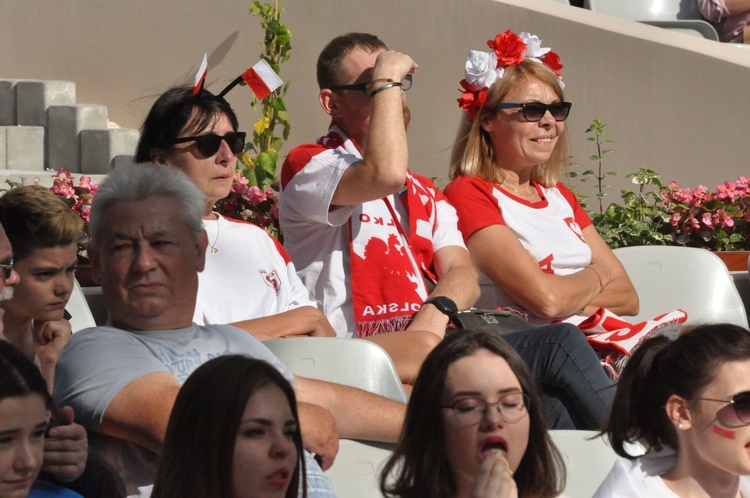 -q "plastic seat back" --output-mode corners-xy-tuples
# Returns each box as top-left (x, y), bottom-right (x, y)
(264, 337), (408, 403)
(66, 278), (97, 332)
(550, 430), (644, 497)
(584, 0), (720, 40)
(614, 246), (748, 328)
(325, 439), (394, 498)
